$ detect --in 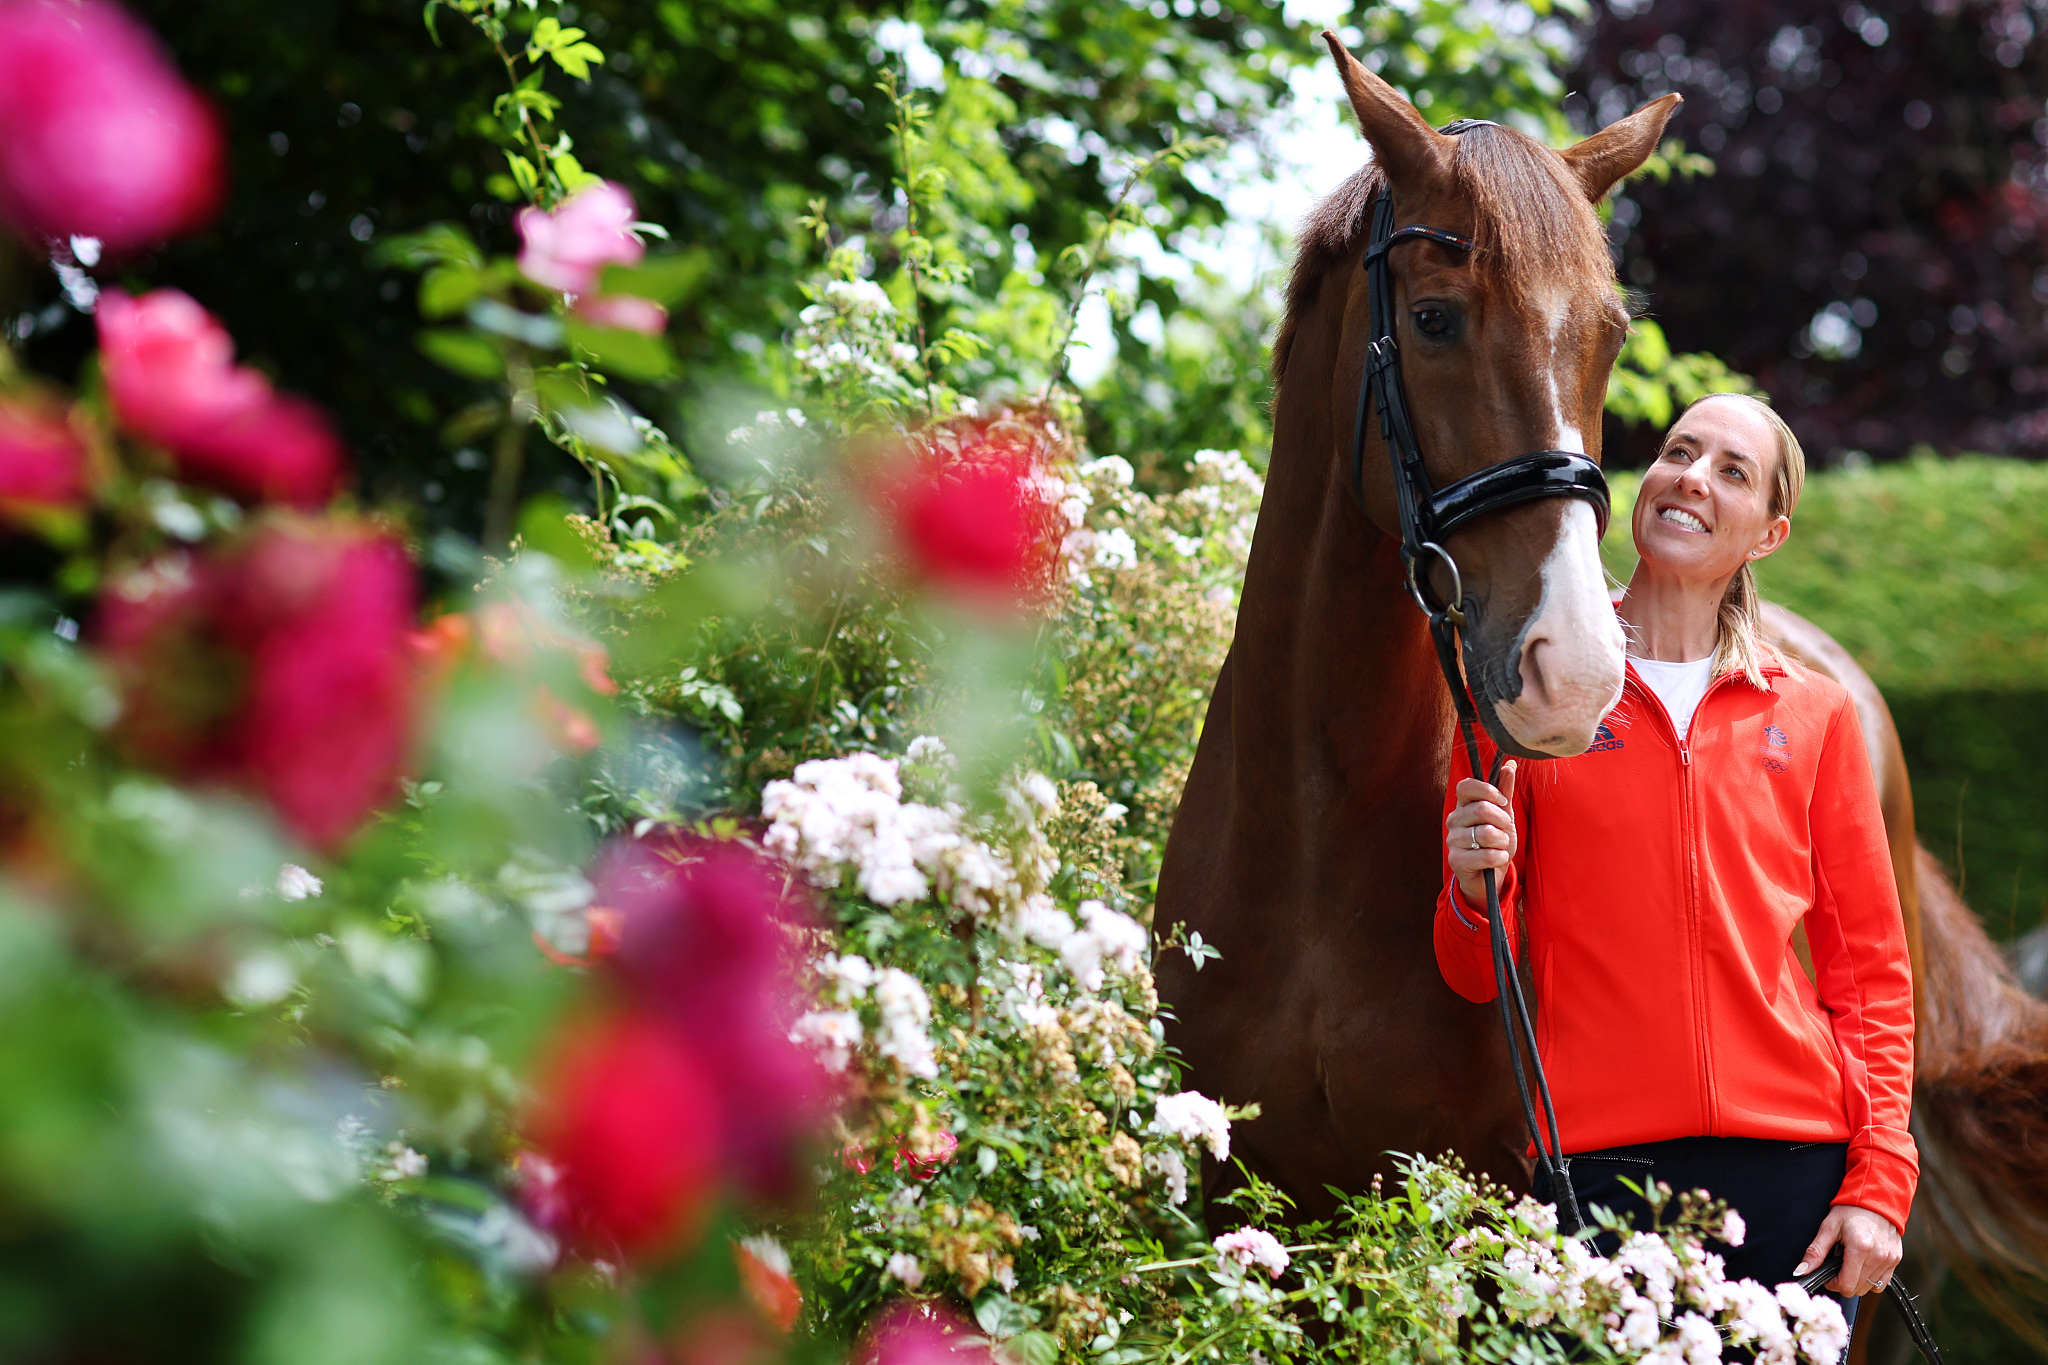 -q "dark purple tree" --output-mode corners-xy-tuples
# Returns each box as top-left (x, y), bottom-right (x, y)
(1575, 0), (2048, 464)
